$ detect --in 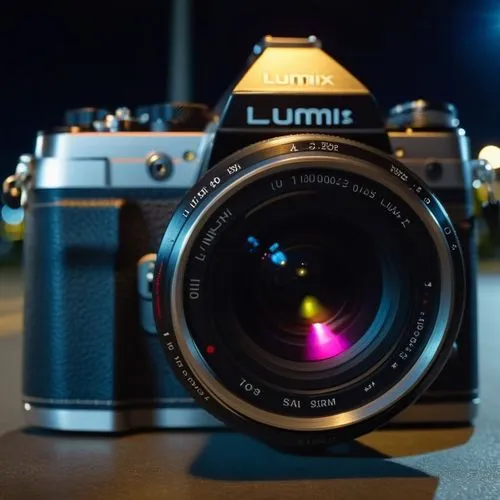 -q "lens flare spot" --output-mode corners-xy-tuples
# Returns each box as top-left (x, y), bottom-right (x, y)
(270, 250), (287, 266)
(306, 323), (348, 361)
(246, 235), (260, 253)
(300, 295), (326, 320)
(296, 266), (308, 277)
